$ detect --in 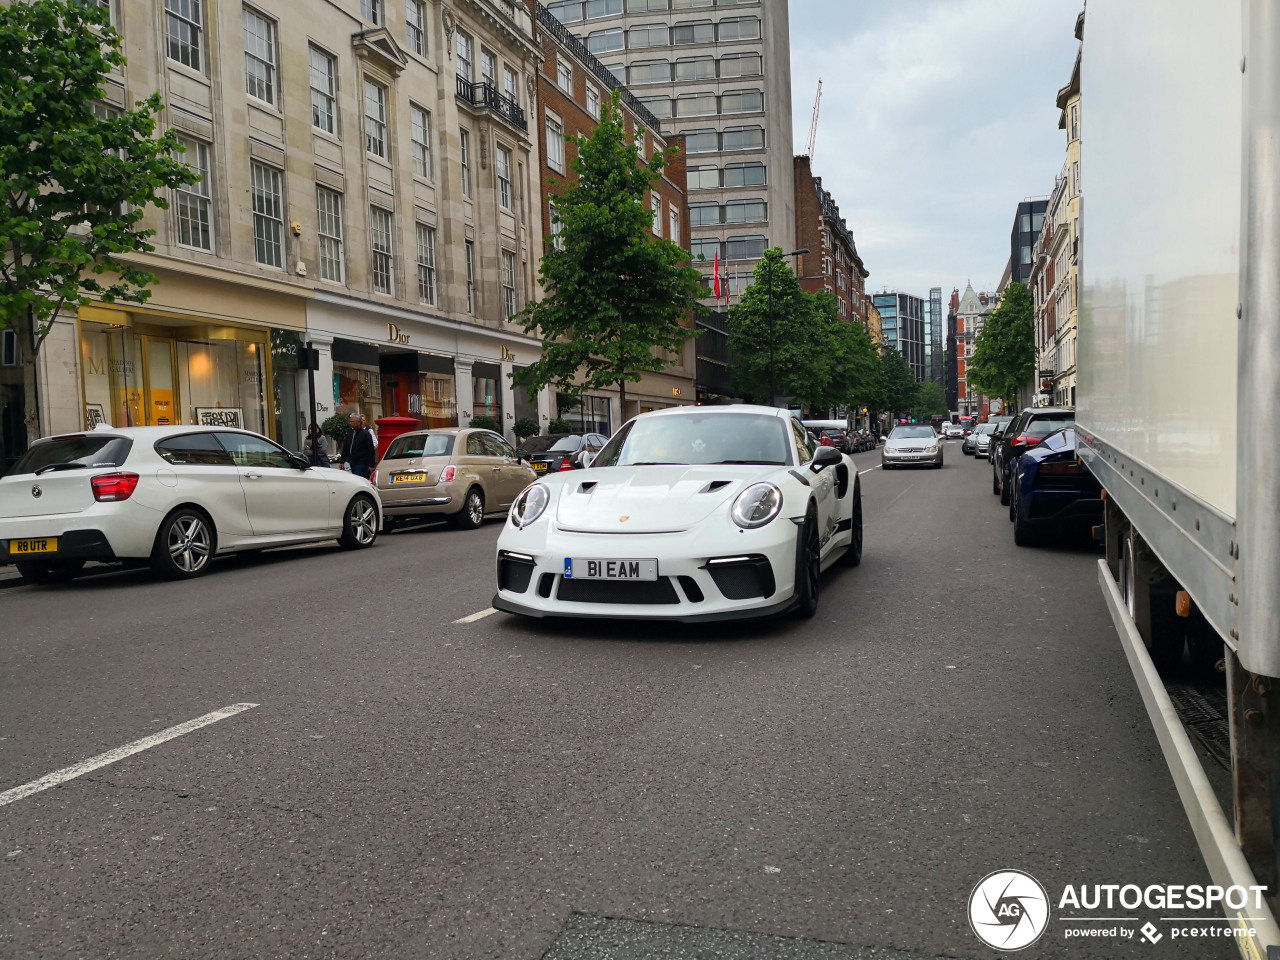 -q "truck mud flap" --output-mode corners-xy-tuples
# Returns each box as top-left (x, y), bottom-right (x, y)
(1099, 560), (1280, 958)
